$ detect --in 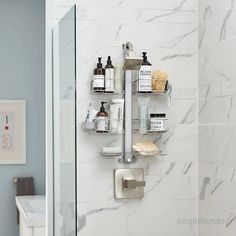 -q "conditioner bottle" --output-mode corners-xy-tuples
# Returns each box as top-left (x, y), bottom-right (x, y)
(105, 56), (115, 93)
